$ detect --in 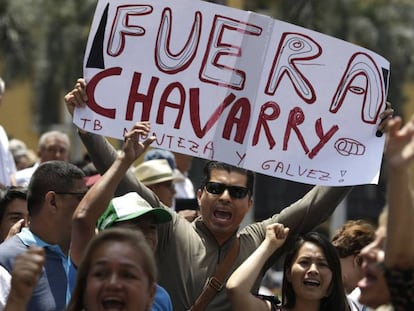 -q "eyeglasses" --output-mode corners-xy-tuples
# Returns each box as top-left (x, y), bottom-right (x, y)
(55, 191), (87, 200)
(204, 182), (249, 199)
